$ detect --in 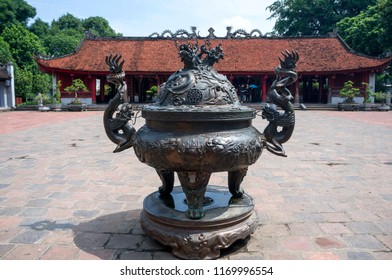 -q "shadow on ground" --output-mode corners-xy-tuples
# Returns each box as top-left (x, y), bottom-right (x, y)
(71, 209), (249, 259)
(72, 209), (160, 259)
(21, 209), (249, 260)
